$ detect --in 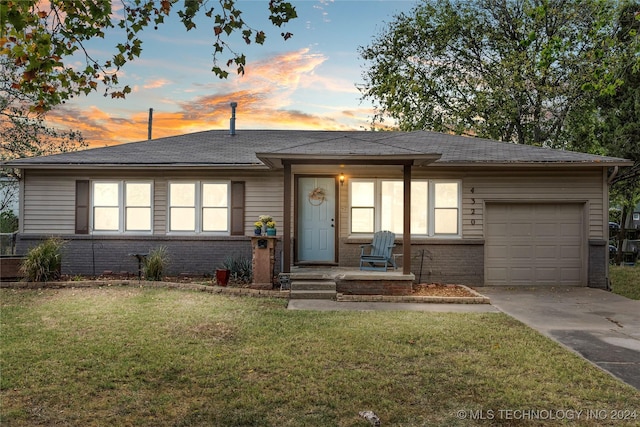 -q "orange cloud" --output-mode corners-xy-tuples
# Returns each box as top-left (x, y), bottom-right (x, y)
(44, 49), (374, 147)
(143, 78), (171, 89)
